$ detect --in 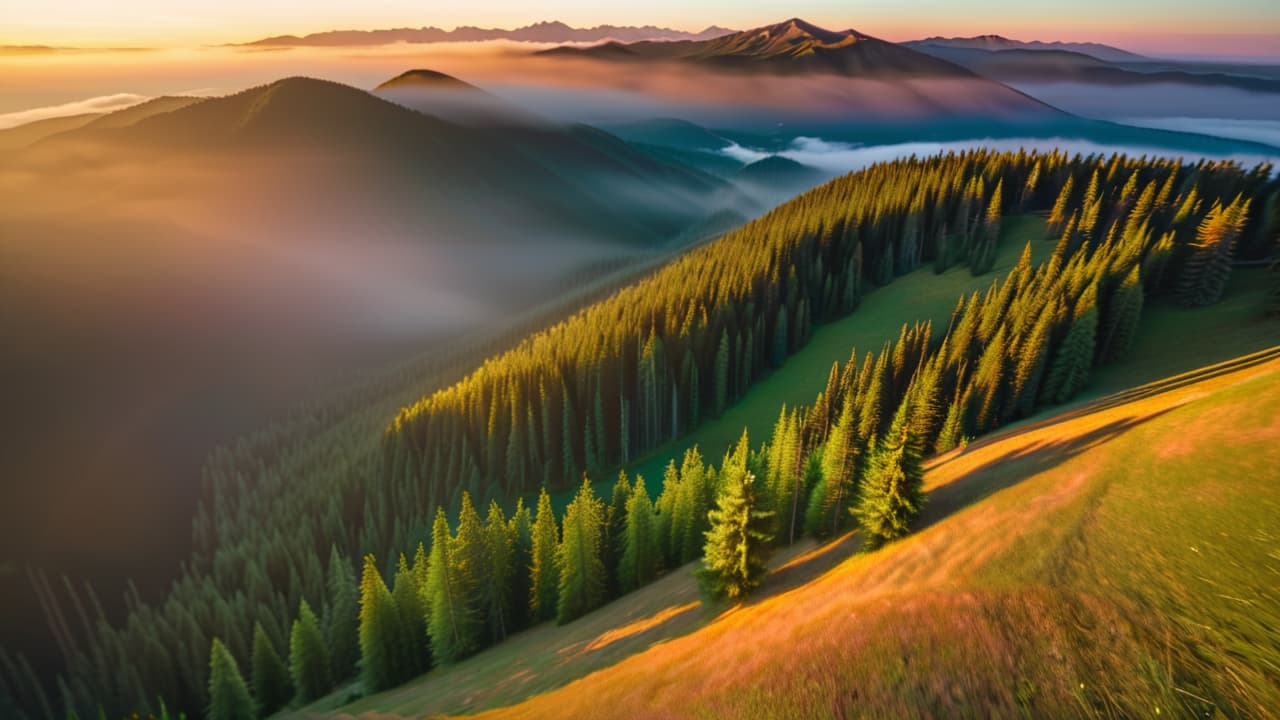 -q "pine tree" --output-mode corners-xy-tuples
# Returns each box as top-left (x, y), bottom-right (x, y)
(507, 499), (534, 629)
(391, 554), (428, 674)
(249, 624), (291, 716)
(450, 495), (488, 655)
(854, 405), (926, 548)
(287, 600), (330, 703)
(935, 393), (965, 453)
(618, 475), (660, 592)
(357, 555), (403, 691)
(1177, 199), (1249, 307)
(810, 401), (857, 539)
(481, 501), (515, 642)
(1099, 265), (1144, 363)
(529, 488), (560, 622)
(971, 179), (1002, 275)
(556, 479), (606, 624)
(1042, 283), (1100, 404)
(323, 546), (359, 682)
(1010, 307), (1055, 418)
(604, 473), (632, 598)
(697, 471), (774, 601)
(424, 508), (481, 664)
(1047, 175), (1075, 233)
(676, 447), (712, 564)
(206, 638), (255, 720)
(713, 329), (731, 417)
